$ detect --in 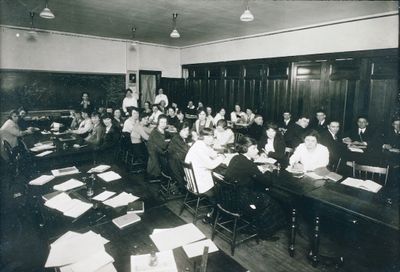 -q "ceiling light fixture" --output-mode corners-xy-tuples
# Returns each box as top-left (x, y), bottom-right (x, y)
(240, 1), (254, 22)
(40, 0), (55, 19)
(28, 12), (37, 35)
(131, 27), (137, 46)
(170, 13), (180, 38)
